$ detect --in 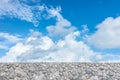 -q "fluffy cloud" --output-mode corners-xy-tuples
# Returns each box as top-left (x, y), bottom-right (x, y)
(87, 17), (120, 49)
(46, 7), (76, 37)
(1, 30), (120, 62)
(0, 0), (45, 26)
(0, 30), (103, 62)
(0, 32), (21, 50)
